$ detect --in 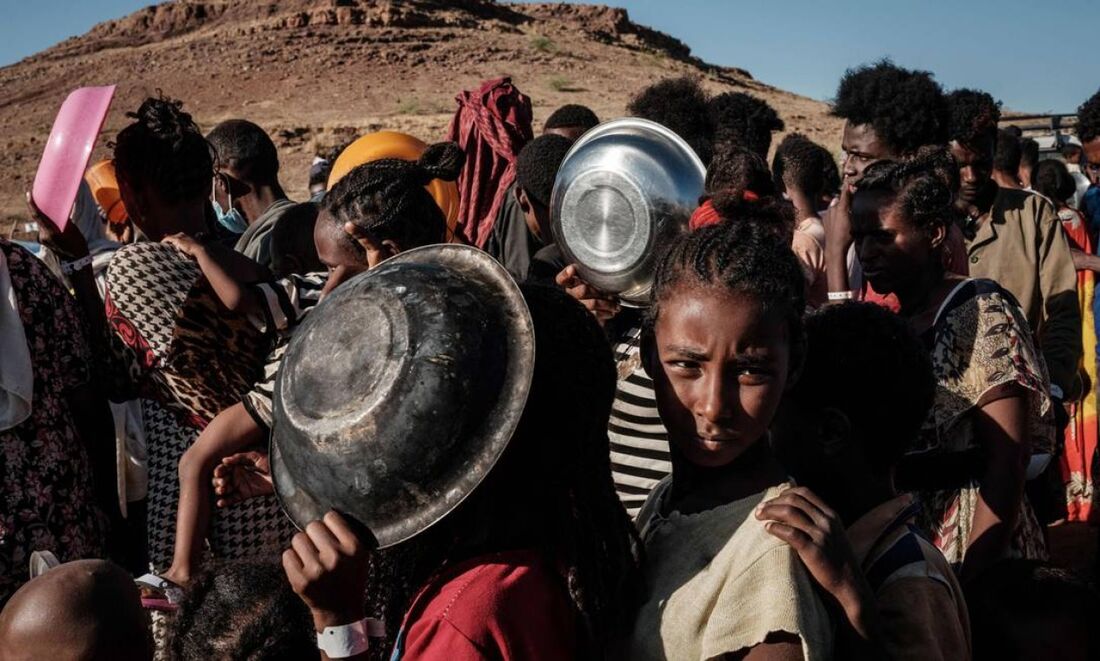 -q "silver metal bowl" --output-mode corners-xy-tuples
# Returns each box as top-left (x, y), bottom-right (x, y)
(550, 118), (706, 305)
